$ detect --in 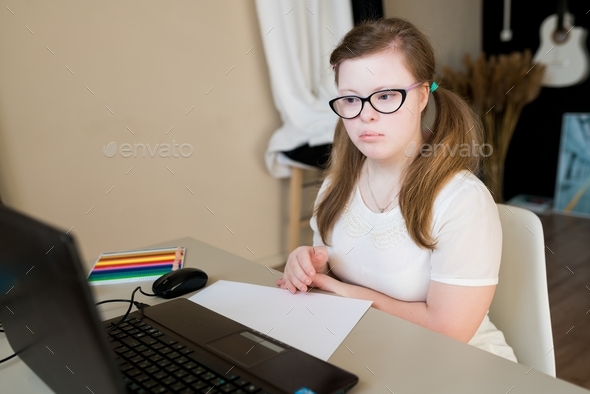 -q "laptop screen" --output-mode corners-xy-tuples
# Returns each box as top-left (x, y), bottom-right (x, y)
(0, 205), (126, 393)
